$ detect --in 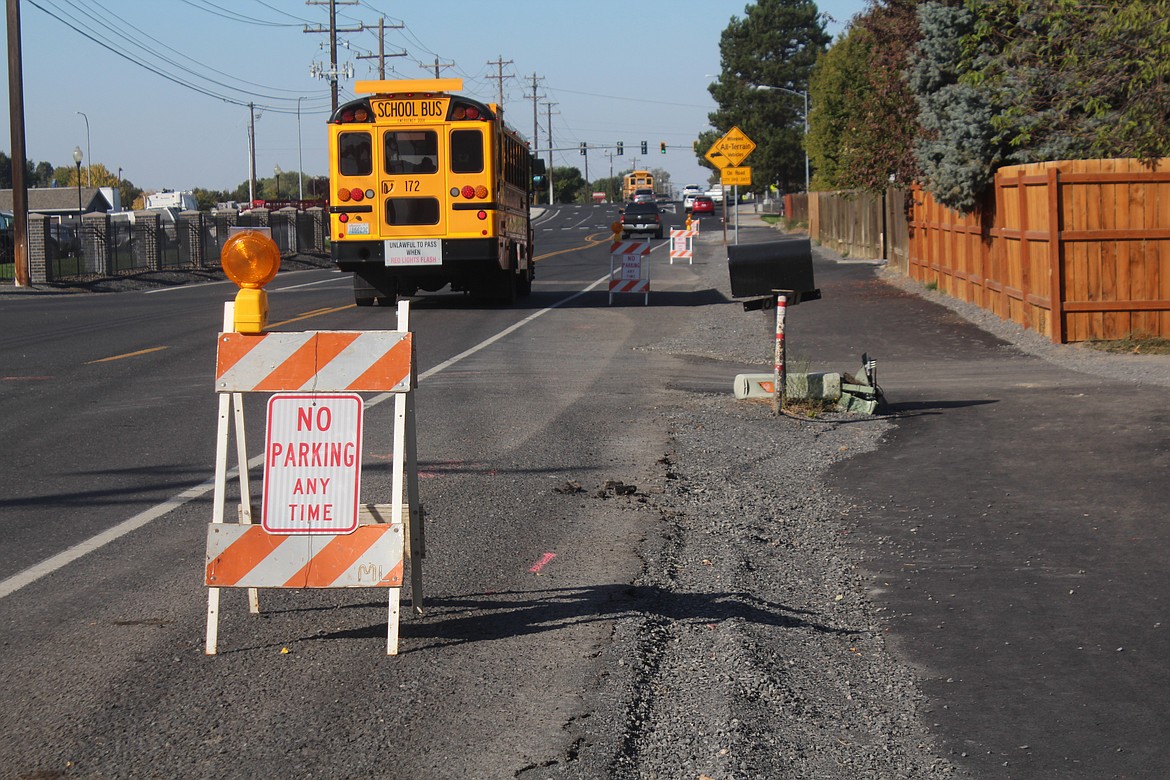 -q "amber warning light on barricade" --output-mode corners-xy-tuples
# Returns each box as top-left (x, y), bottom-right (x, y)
(221, 230), (281, 334)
